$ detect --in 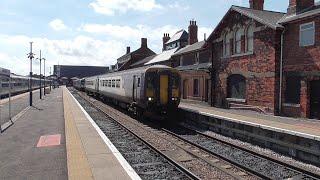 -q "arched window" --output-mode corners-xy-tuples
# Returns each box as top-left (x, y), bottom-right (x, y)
(246, 24), (254, 52)
(235, 27), (244, 54)
(225, 31), (233, 56)
(227, 74), (246, 99)
(223, 32), (227, 57)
